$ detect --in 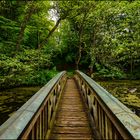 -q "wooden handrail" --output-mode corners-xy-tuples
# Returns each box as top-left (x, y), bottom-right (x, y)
(75, 70), (140, 139)
(0, 71), (67, 139)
